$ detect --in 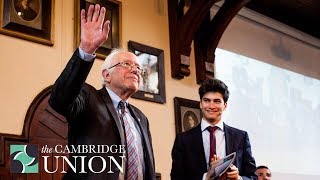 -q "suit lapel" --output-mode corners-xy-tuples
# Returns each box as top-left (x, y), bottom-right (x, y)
(224, 123), (244, 169)
(224, 123), (233, 155)
(98, 88), (125, 145)
(193, 125), (208, 171)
